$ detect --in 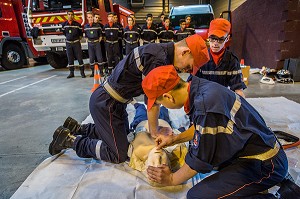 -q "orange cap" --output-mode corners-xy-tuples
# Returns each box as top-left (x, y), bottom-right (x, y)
(185, 34), (210, 75)
(208, 18), (231, 38)
(142, 66), (180, 110)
